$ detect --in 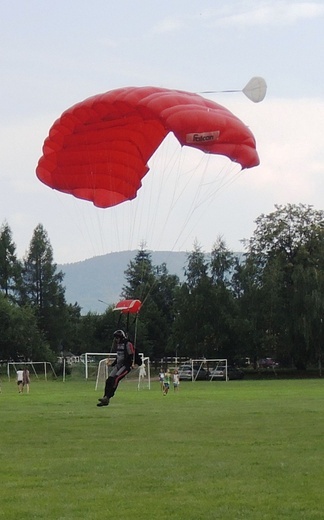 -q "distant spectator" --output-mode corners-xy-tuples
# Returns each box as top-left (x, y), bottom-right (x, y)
(173, 369), (180, 392)
(16, 369), (24, 393)
(159, 369), (165, 392)
(163, 369), (171, 395)
(23, 367), (30, 393)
